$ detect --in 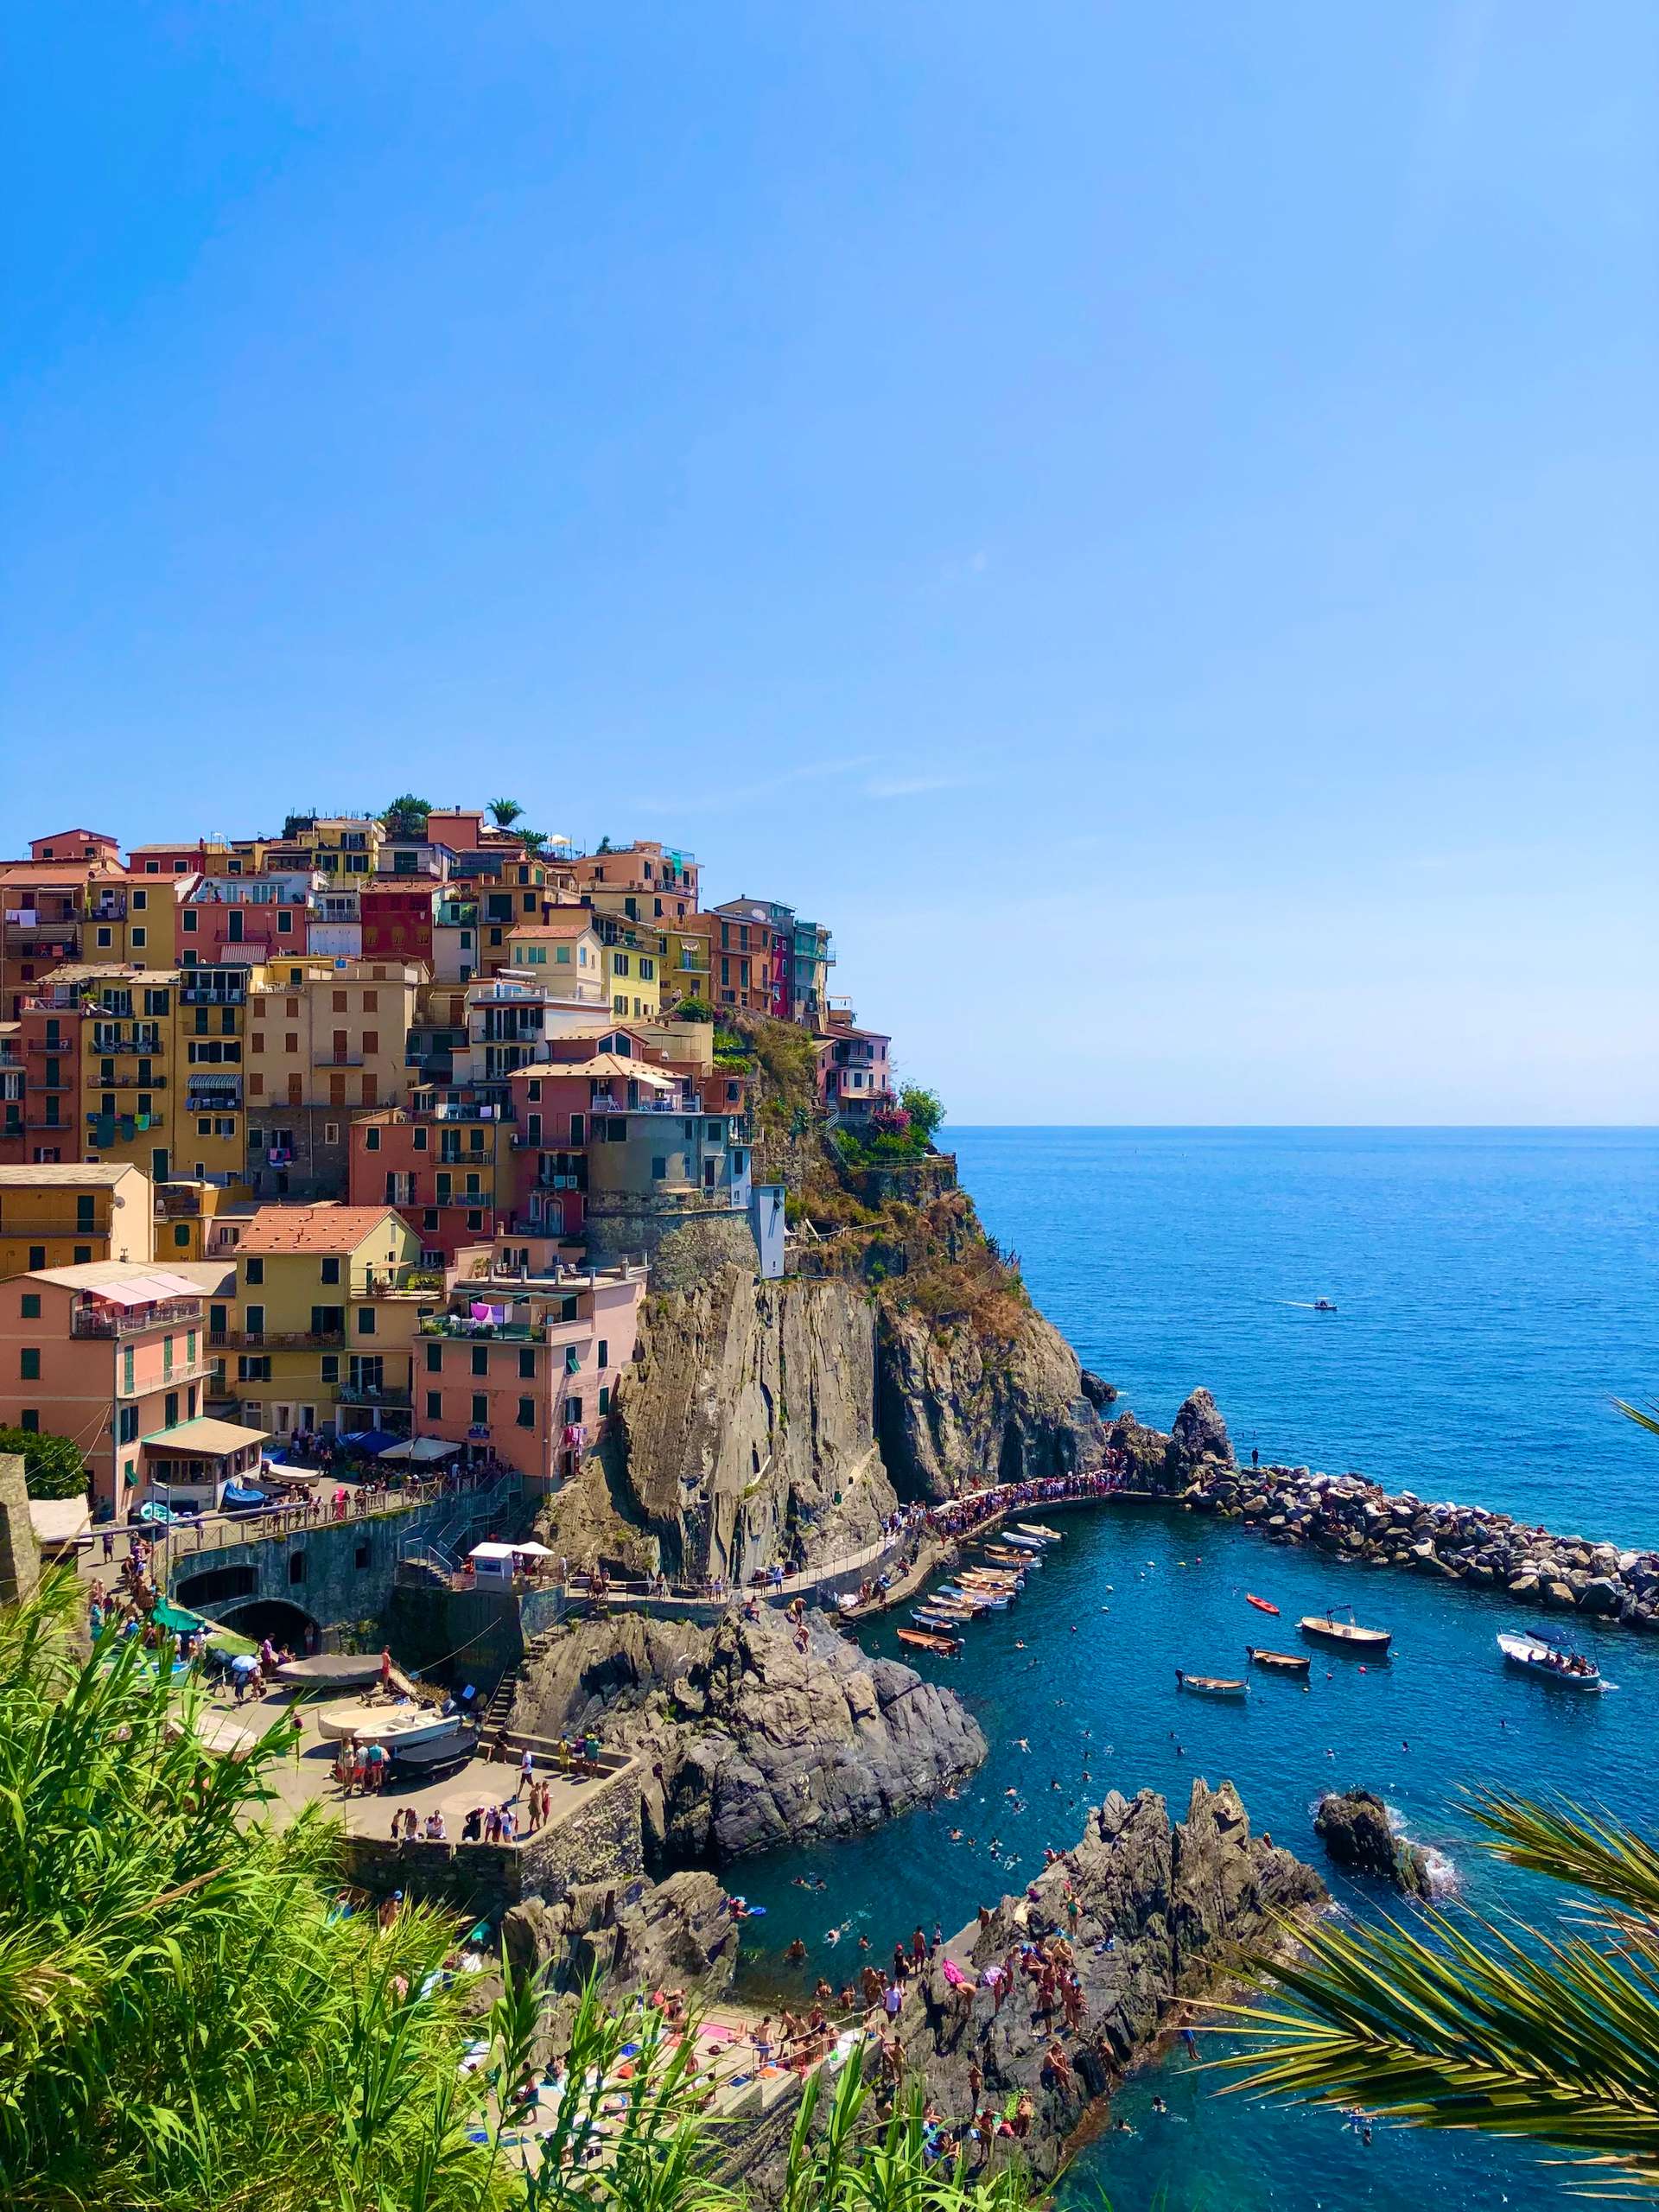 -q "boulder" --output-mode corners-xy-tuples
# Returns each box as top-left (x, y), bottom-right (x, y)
(1578, 1576), (1623, 1617)
(501, 1867), (739, 2025)
(1313, 1789), (1429, 1897)
(1170, 1387), (1234, 1474)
